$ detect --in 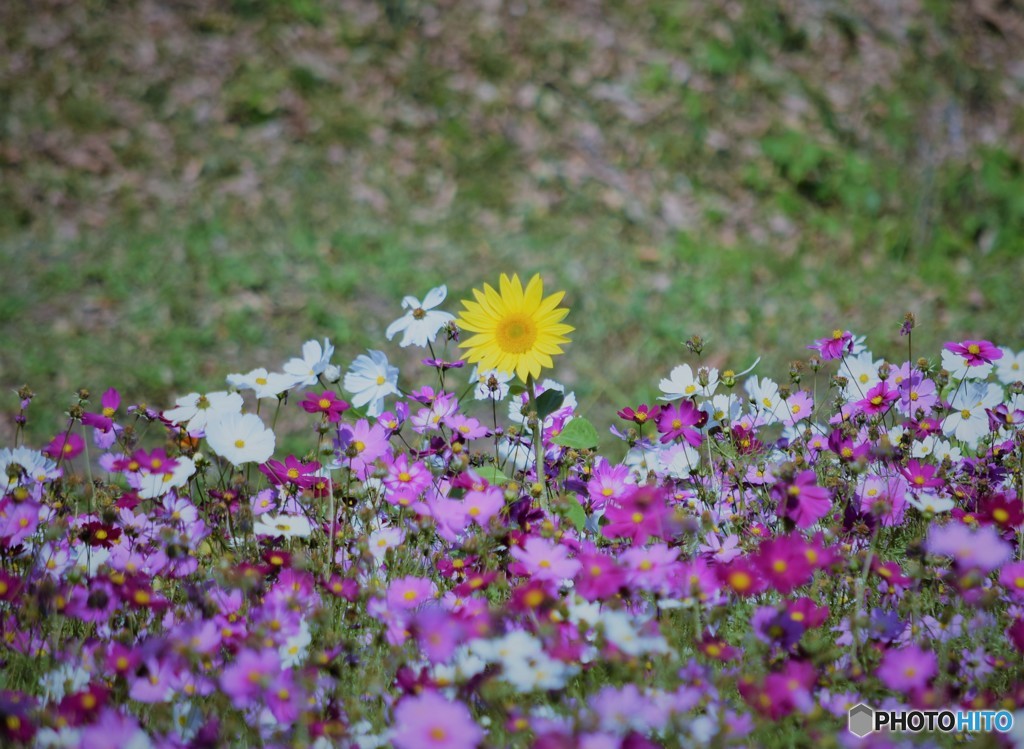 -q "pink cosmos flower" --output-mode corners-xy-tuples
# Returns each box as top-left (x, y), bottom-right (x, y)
(586, 461), (631, 510)
(43, 432), (85, 461)
(0, 499), (40, 546)
(897, 373), (938, 416)
(755, 535), (814, 594)
(783, 390), (814, 426)
(1000, 562), (1024, 600)
(259, 455), (321, 489)
(944, 339), (1003, 367)
(808, 329), (853, 360)
(573, 550), (626, 601)
(219, 649), (280, 708)
(510, 536), (581, 582)
(462, 486), (504, 526)
(392, 690), (483, 749)
(386, 575), (437, 610)
(858, 473), (909, 527)
(336, 419), (391, 479)
(300, 390), (349, 422)
(445, 414), (488, 441)
(602, 485), (671, 544)
(698, 533), (742, 564)
(877, 645), (937, 692)
(855, 381), (898, 415)
(82, 388), (121, 432)
(656, 401), (705, 446)
(900, 460), (943, 491)
(772, 471), (832, 529)
(621, 543), (681, 593)
(383, 454), (433, 505)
